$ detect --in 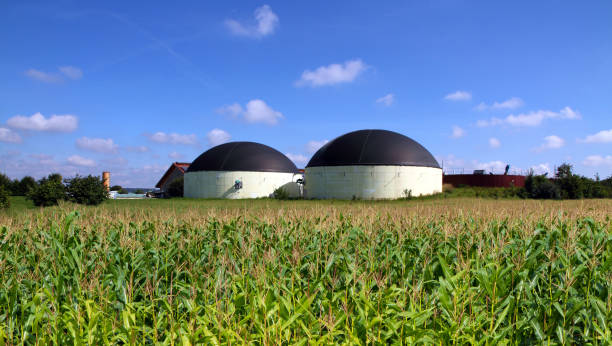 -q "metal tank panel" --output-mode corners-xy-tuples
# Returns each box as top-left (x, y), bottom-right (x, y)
(185, 171), (301, 199)
(304, 165), (442, 199)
